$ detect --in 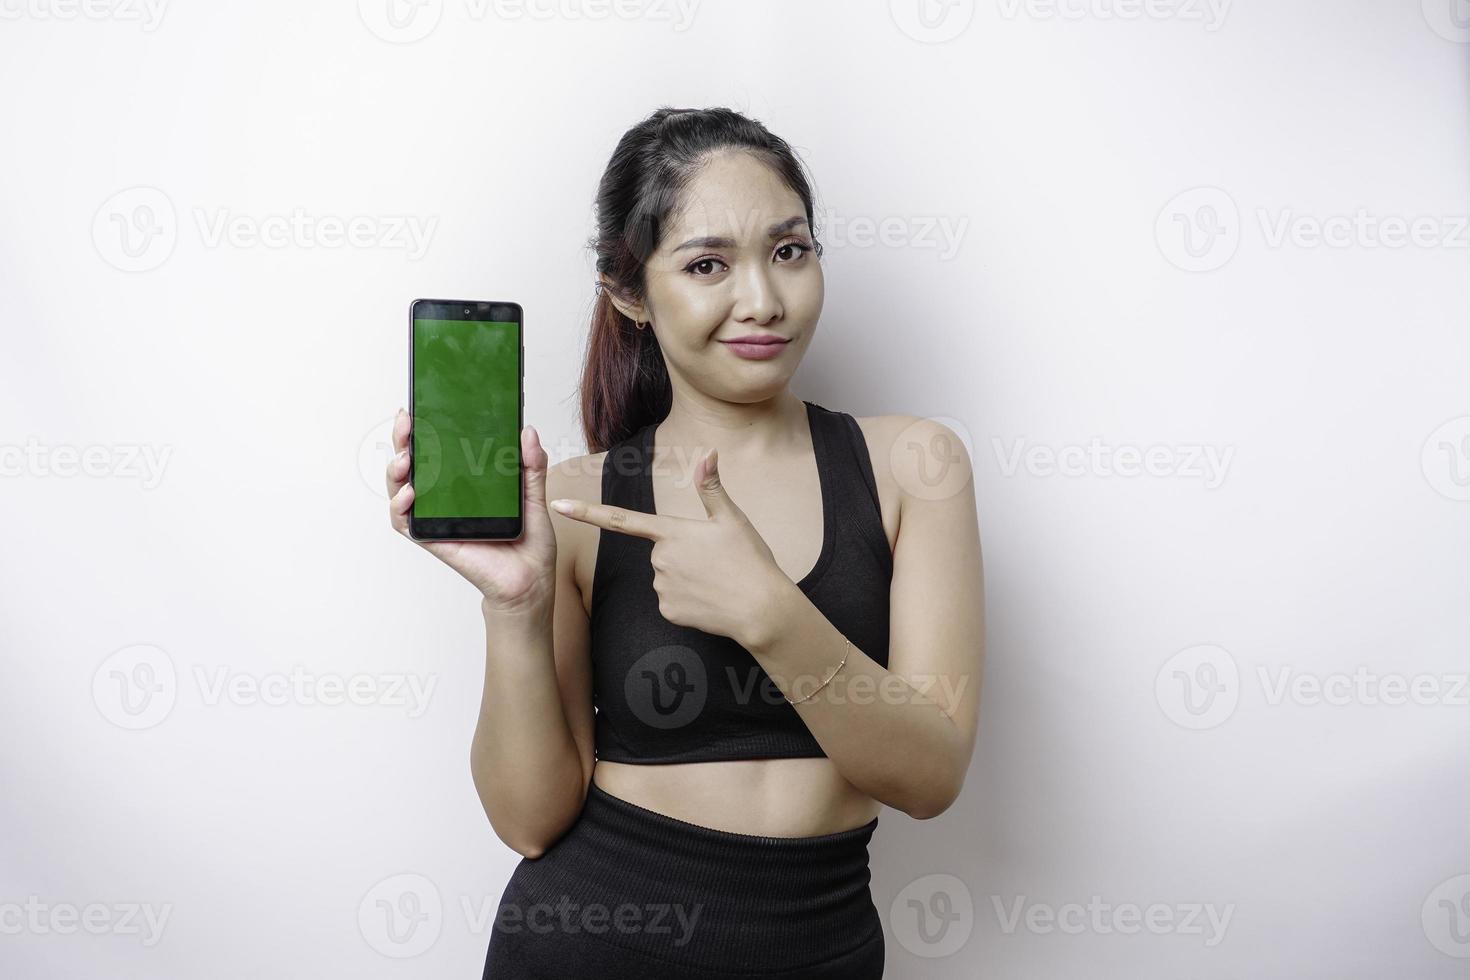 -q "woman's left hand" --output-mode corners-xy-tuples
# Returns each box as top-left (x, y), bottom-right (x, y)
(549, 447), (790, 648)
